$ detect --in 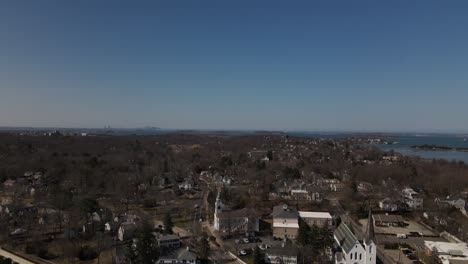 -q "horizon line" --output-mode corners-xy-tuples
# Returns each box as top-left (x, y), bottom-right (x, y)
(0, 125), (467, 135)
